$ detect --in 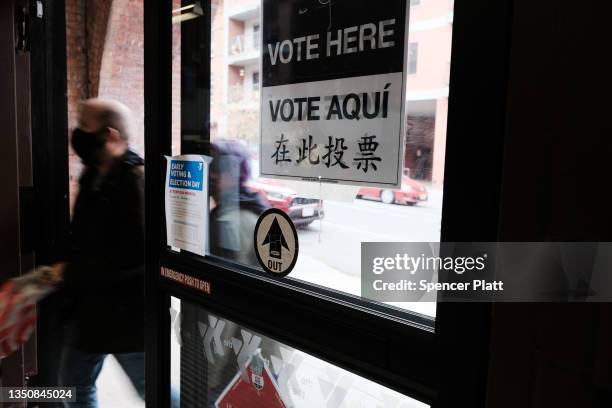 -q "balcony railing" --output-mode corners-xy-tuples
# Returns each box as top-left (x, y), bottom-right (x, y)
(229, 34), (260, 57)
(228, 84), (260, 104)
